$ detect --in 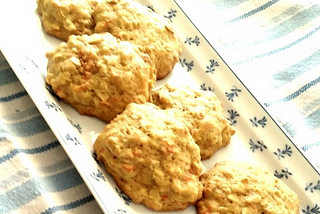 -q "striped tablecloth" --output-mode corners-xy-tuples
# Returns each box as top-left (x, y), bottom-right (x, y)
(1, 0), (320, 213)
